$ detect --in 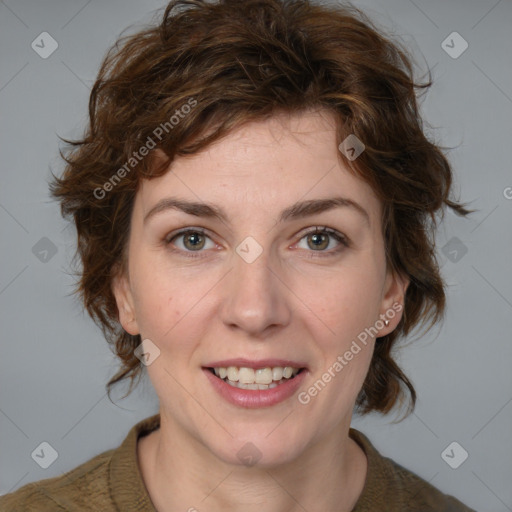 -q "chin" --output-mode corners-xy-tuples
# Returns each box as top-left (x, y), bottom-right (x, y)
(203, 428), (309, 469)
